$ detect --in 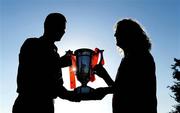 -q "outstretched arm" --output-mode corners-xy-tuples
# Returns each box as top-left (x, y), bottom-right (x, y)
(84, 64), (115, 100)
(93, 64), (114, 87)
(57, 86), (81, 102)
